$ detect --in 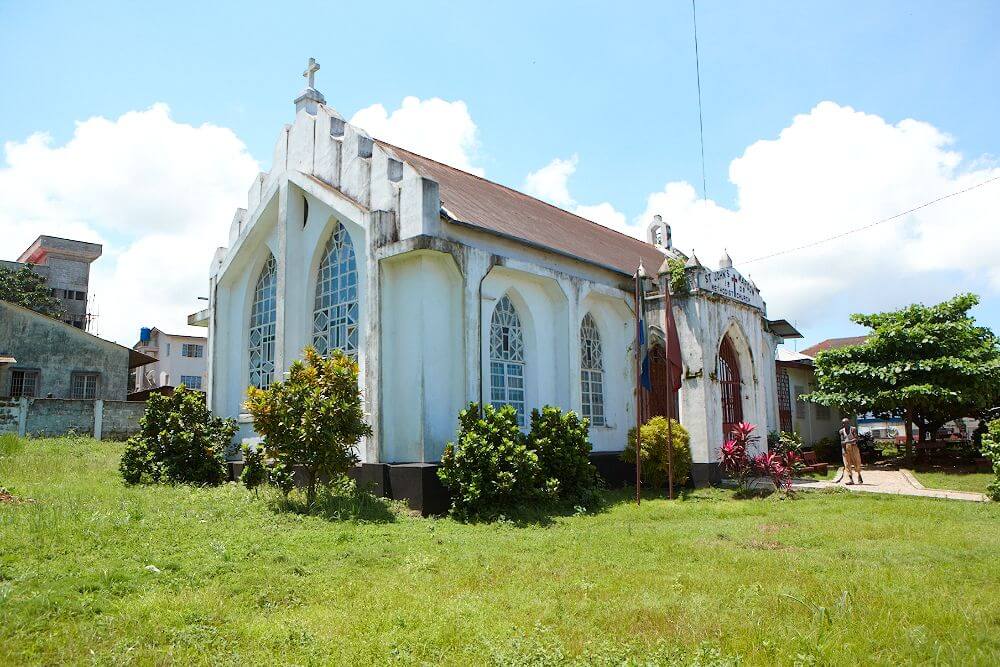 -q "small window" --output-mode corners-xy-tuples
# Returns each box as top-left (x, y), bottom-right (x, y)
(815, 403), (831, 421)
(182, 343), (204, 358)
(10, 370), (39, 398)
(75, 290), (85, 300)
(180, 375), (203, 390)
(71, 373), (98, 399)
(166, 342), (171, 356)
(303, 197), (309, 228)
